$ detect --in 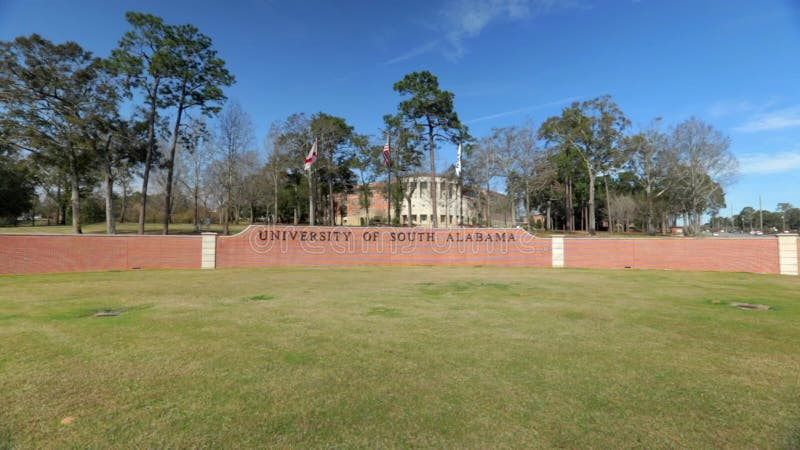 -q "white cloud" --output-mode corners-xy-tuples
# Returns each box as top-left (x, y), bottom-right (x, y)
(441, 0), (530, 57)
(707, 100), (758, 118)
(384, 0), (586, 64)
(733, 107), (800, 132)
(465, 94), (588, 124)
(382, 40), (441, 66)
(738, 151), (800, 174)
